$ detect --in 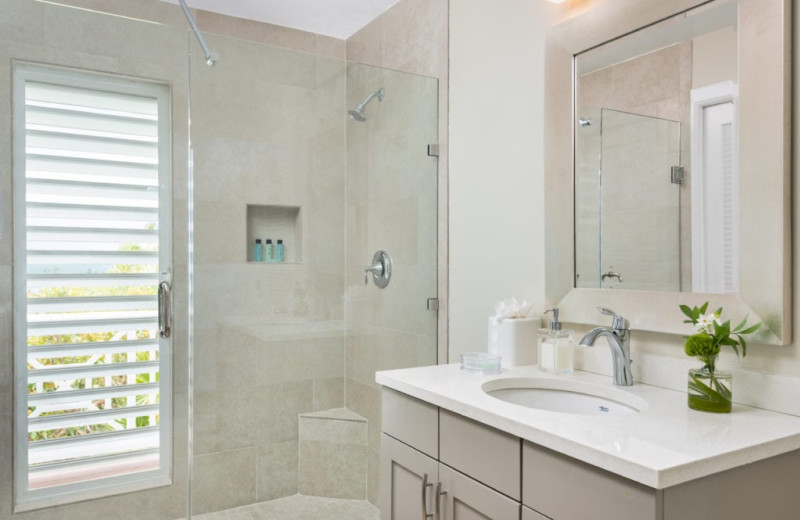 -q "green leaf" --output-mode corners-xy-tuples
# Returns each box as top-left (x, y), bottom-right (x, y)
(680, 304), (698, 322)
(739, 336), (747, 357)
(739, 322), (762, 335)
(699, 302), (709, 314)
(733, 315), (748, 332)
